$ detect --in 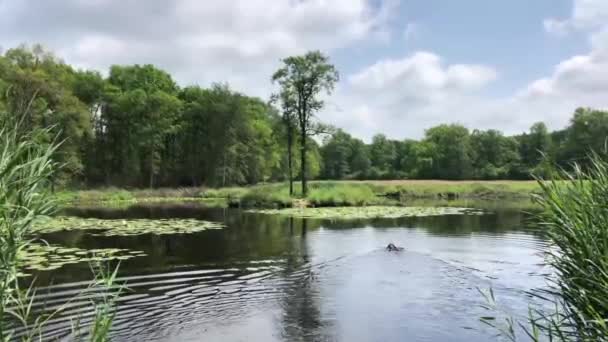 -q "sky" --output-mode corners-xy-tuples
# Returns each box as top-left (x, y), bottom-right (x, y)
(1, 0), (607, 141)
